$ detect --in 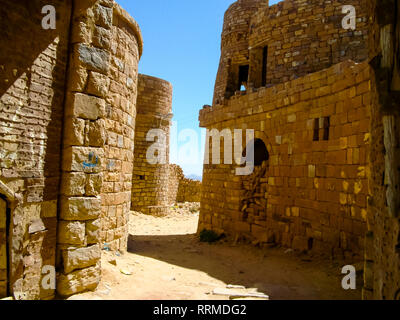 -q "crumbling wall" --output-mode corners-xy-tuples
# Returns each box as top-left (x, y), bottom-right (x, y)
(0, 0), (72, 300)
(213, 0), (268, 105)
(199, 60), (371, 261)
(363, 0), (400, 300)
(168, 165), (202, 204)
